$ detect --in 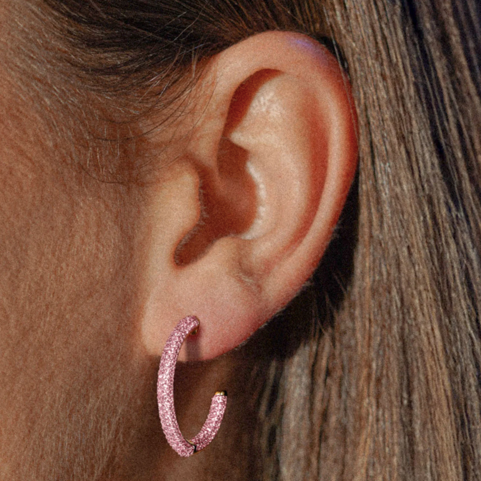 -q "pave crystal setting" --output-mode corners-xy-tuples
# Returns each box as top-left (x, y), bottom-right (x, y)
(157, 316), (228, 457)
